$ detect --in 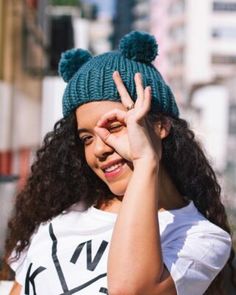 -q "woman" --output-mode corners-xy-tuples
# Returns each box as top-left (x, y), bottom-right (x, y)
(2, 31), (235, 295)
